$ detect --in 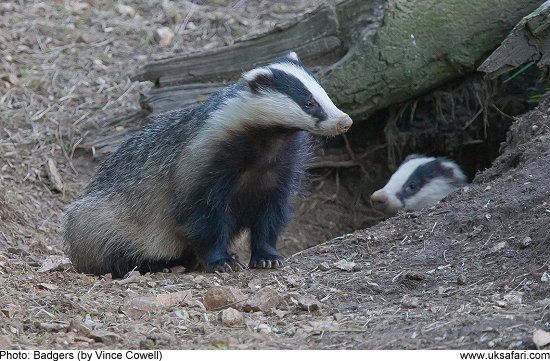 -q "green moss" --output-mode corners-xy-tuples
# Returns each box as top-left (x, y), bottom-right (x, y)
(323, 0), (542, 118)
